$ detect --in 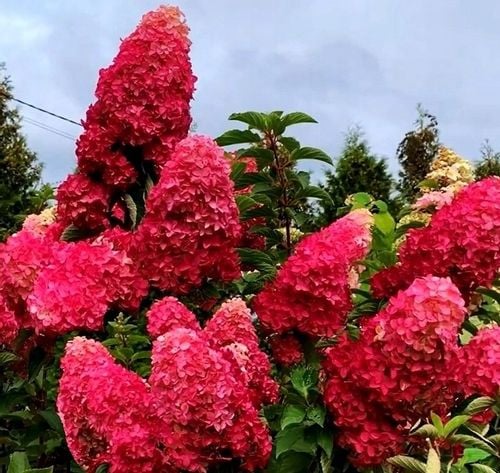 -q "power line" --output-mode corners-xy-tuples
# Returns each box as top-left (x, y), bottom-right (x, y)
(23, 115), (76, 140)
(1, 91), (83, 127)
(23, 116), (77, 142)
